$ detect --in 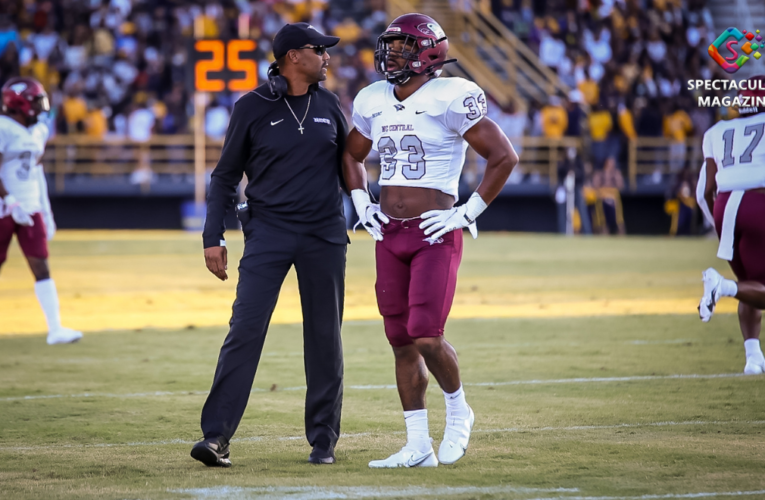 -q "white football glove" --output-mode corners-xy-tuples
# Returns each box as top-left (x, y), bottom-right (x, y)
(351, 189), (389, 241)
(3, 195), (34, 226)
(43, 210), (56, 240)
(419, 192), (488, 242)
